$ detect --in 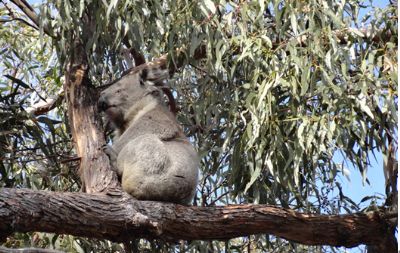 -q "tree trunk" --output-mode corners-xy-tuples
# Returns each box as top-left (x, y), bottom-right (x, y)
(63, 40), (118, 193)
(0, 188), (396, 252)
